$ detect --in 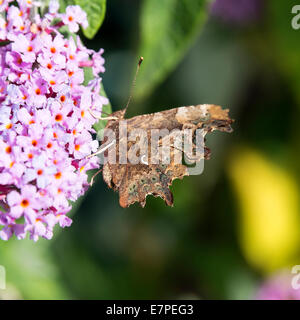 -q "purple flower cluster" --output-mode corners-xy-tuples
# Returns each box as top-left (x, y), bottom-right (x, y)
(0, 0), (108, 241)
